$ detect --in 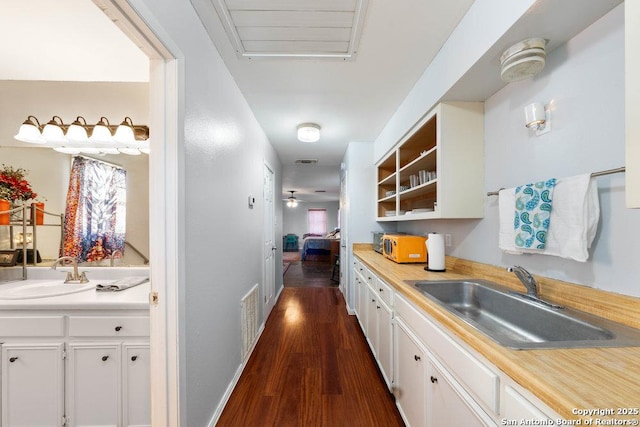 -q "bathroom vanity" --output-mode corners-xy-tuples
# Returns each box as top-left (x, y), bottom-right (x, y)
(0, 270), (150, 427)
